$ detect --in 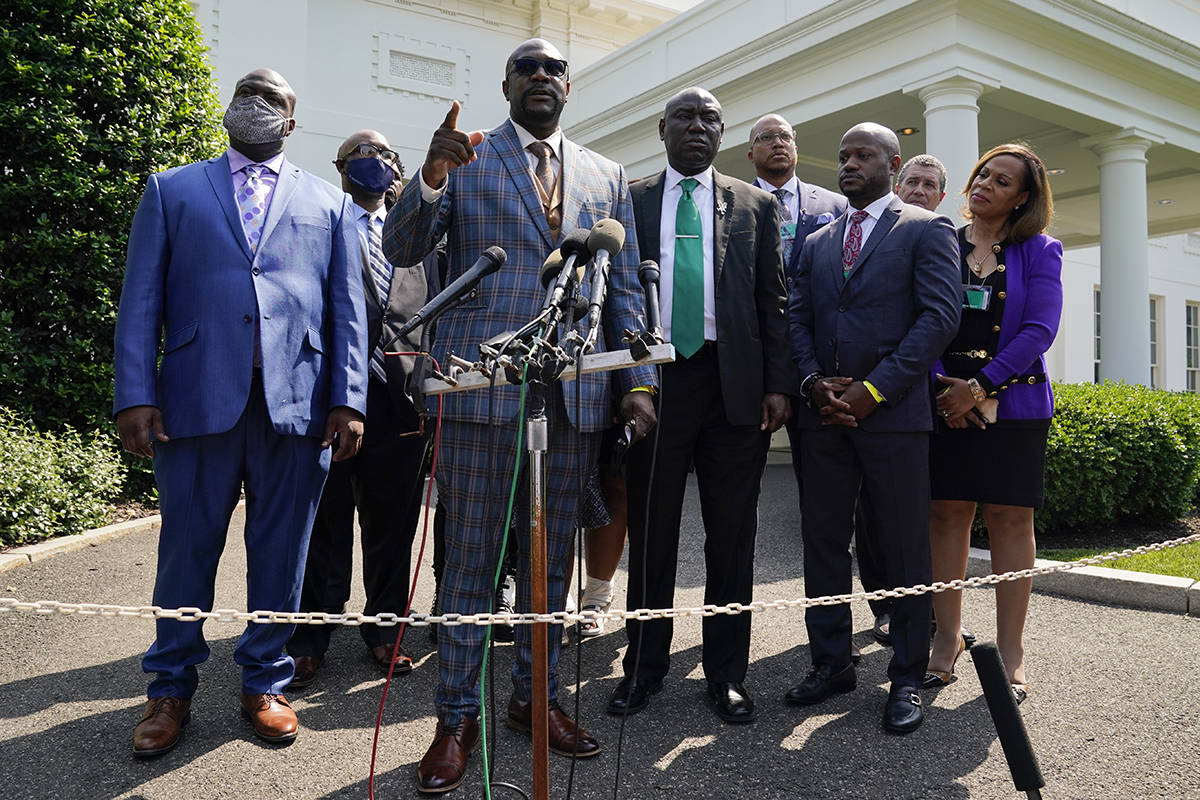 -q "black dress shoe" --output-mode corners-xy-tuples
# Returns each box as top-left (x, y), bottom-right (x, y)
(707, 681), (756, 723)
(873, 612), (892, 646)
(287, 655), (321, 690)
(605, 676), (662, 716)
(850, 642), (862, 665)
(882, 684), (923, 733)
(784, 663), (856, 706)
(961, 625), (977, 649)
